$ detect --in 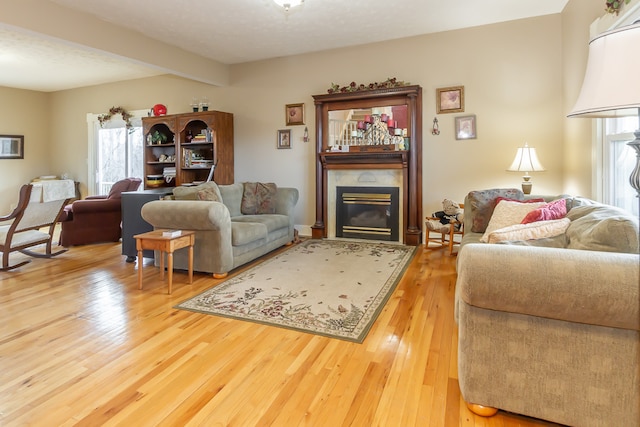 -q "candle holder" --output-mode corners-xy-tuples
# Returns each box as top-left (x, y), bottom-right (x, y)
(200, 97), (209, 112)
